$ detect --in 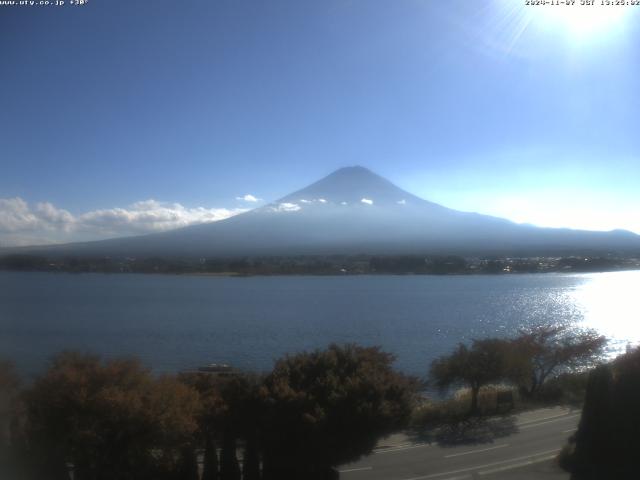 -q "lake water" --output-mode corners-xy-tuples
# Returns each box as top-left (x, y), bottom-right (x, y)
(1, 271), (639, 379)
